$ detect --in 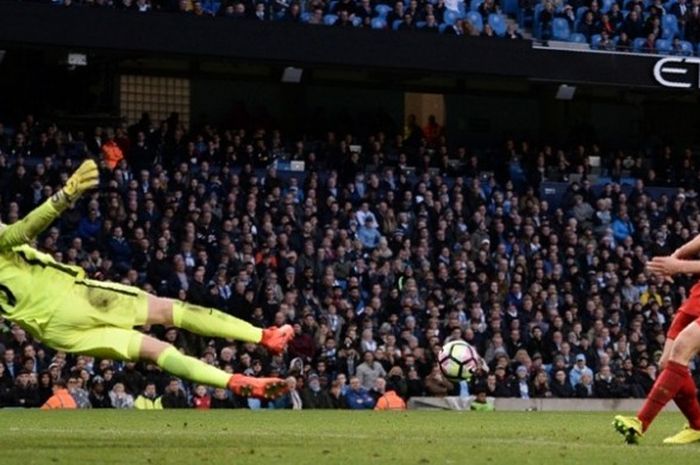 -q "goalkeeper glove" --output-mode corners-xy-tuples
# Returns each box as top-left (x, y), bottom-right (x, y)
(51, 159), (99, 210)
